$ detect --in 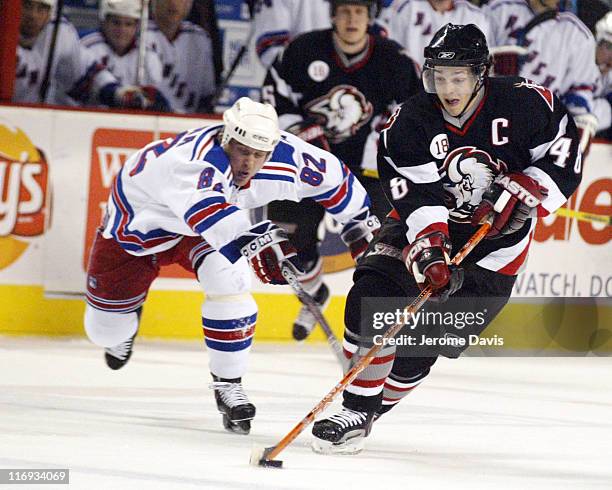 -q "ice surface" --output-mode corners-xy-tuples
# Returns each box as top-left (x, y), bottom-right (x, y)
(1, 337), (611, 490)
